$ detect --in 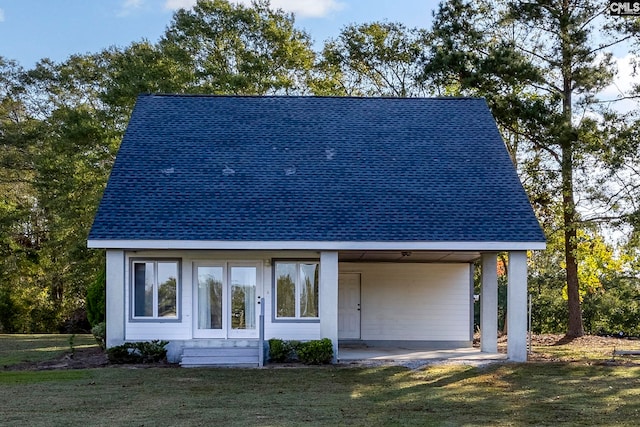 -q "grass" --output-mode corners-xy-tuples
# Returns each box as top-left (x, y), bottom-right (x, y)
(1, 335), (640, 426)
(0, 334), (97, 367)
(529, 335), (640, 363)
